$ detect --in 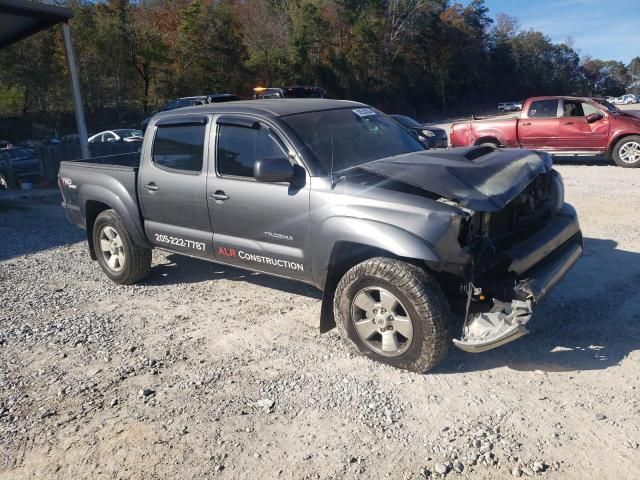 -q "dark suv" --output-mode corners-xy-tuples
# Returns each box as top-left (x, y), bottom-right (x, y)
(252, 86), (325, 99)
(141, 93), (239, 131)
